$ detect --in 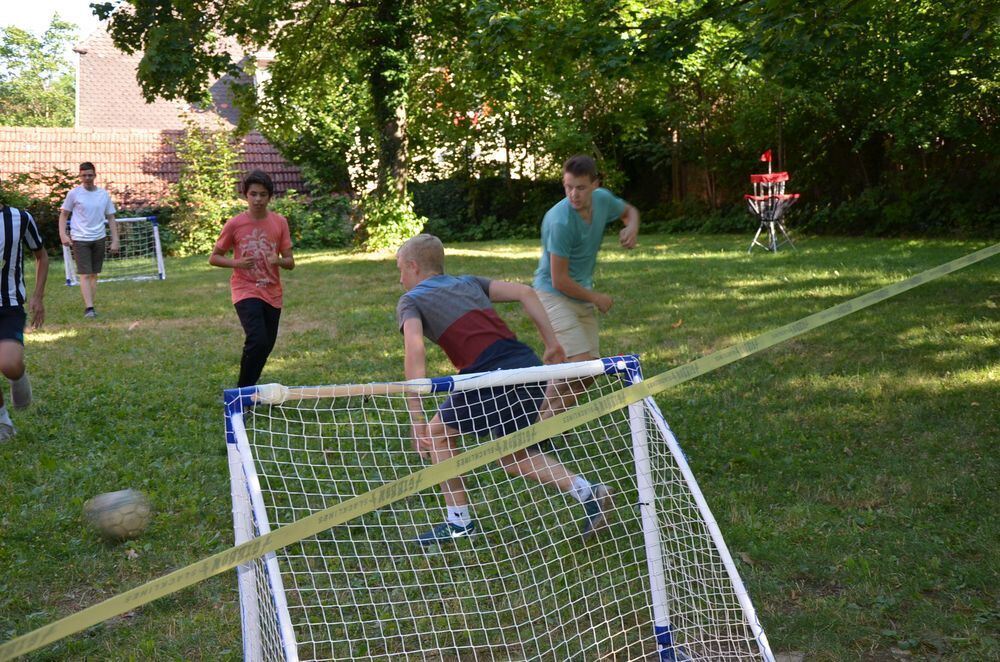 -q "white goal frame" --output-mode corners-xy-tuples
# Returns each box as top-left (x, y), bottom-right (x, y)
(224, 355), (774, 661)
(62, 216), (166, 285)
